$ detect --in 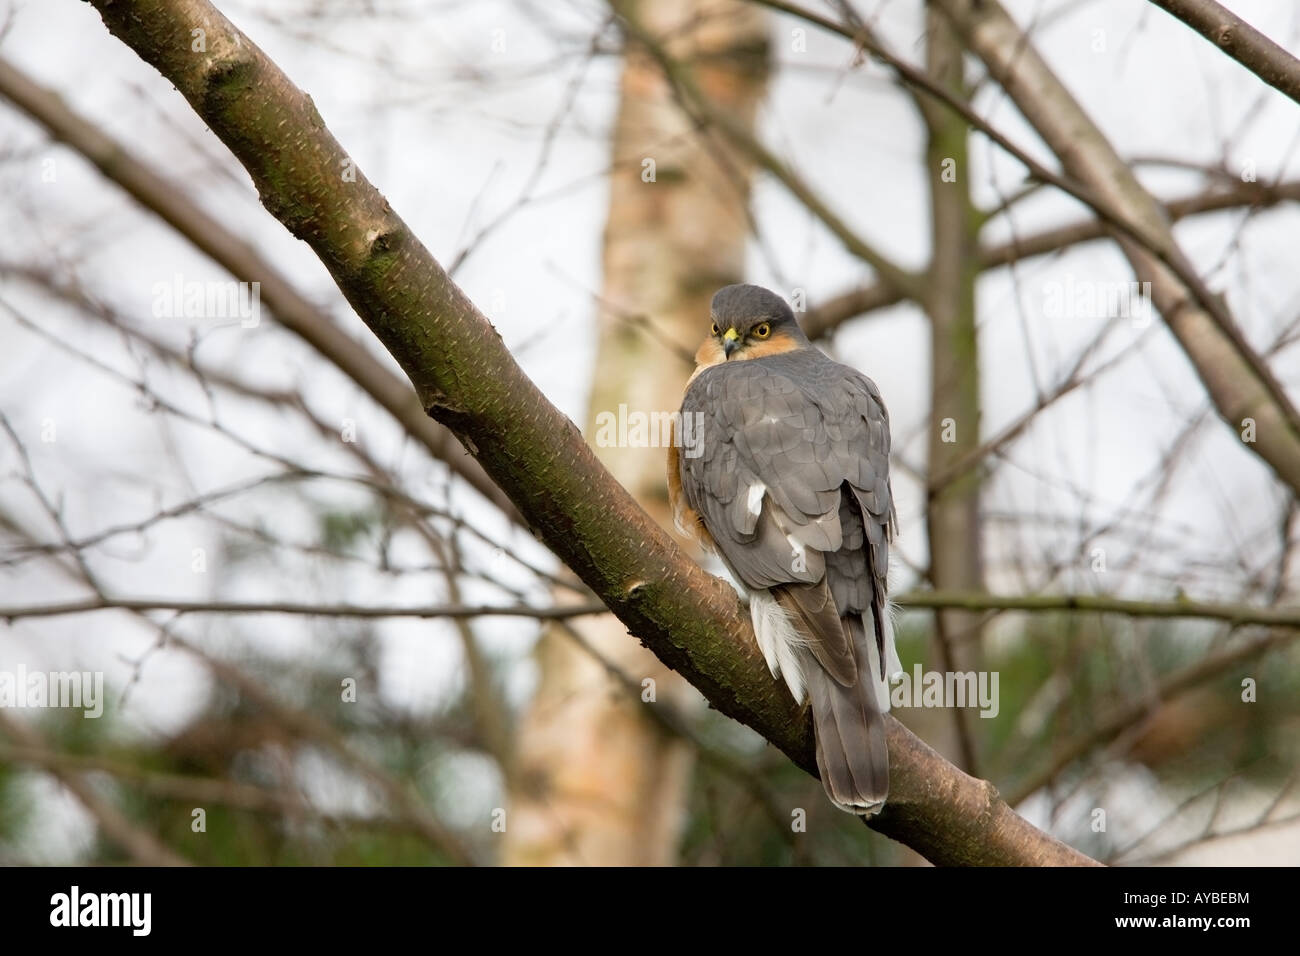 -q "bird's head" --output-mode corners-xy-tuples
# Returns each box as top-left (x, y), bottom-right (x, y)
(701, 284), (810, 364)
